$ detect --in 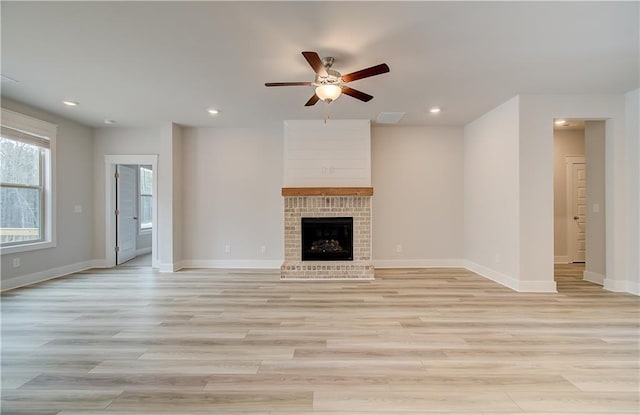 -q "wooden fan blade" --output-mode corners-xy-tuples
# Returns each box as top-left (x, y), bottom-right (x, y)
(341, 86), (373, 102)
(265, 82), (312, 87)
(341, 63), (390, 83)
(302, 51), (328, 77)
(304, 94), (320, 106)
